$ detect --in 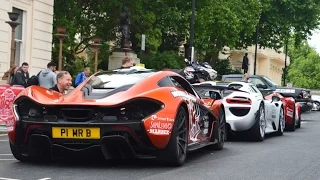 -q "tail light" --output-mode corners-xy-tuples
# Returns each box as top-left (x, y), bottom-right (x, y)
(226, 96), (251, 105)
